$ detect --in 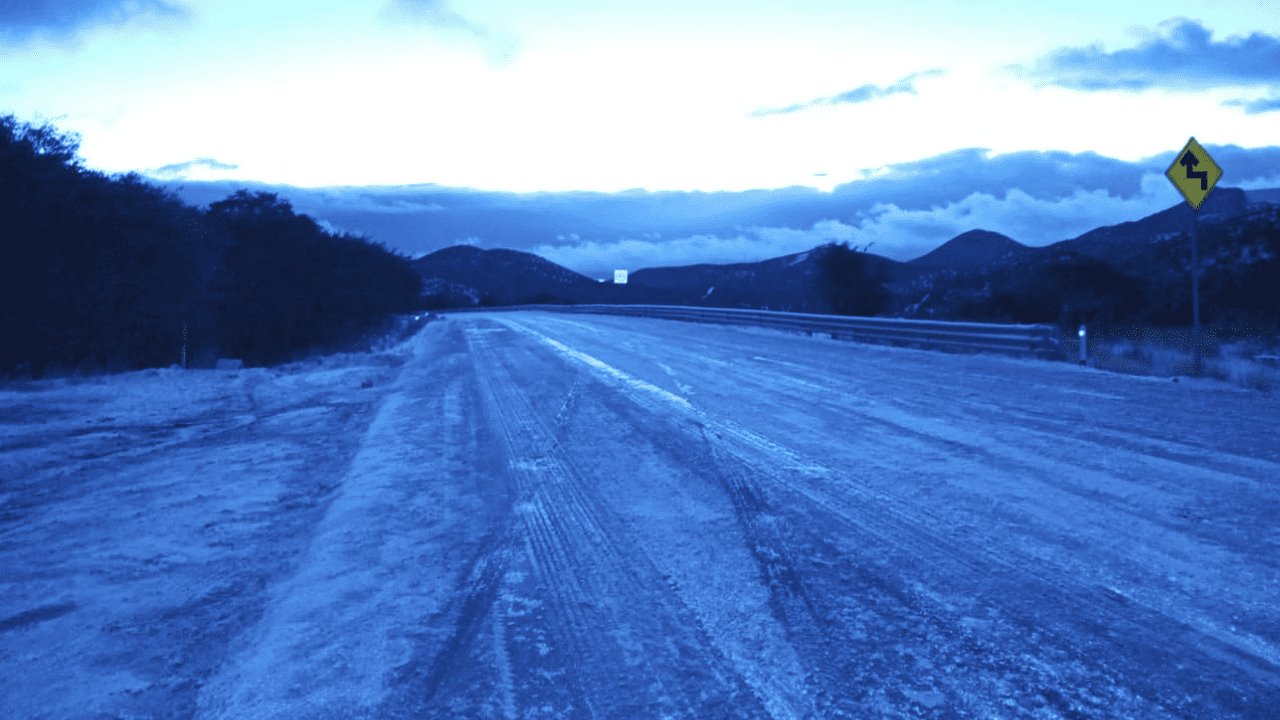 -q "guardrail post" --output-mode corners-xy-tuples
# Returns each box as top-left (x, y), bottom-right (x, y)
(1078, 324), (1087, 366)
